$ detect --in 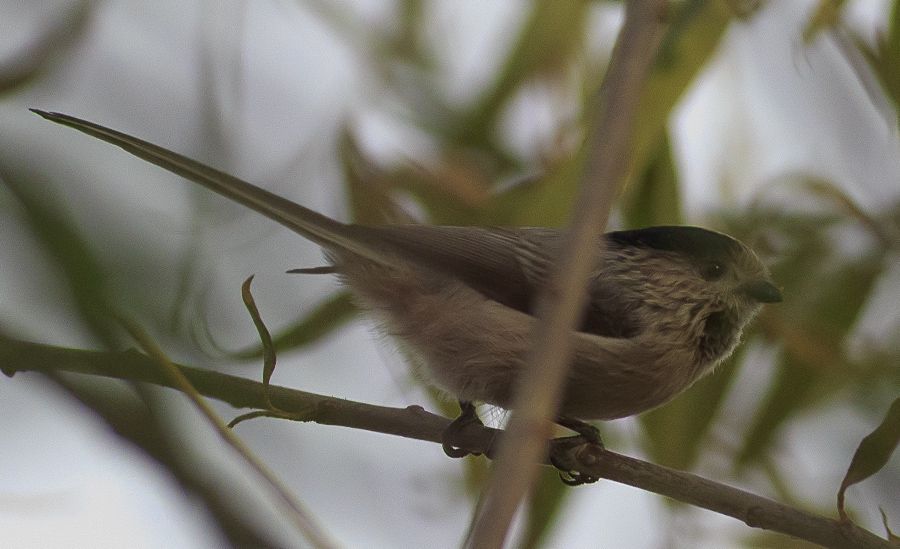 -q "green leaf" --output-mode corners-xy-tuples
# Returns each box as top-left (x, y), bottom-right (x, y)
(837, 397), (900, 521)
